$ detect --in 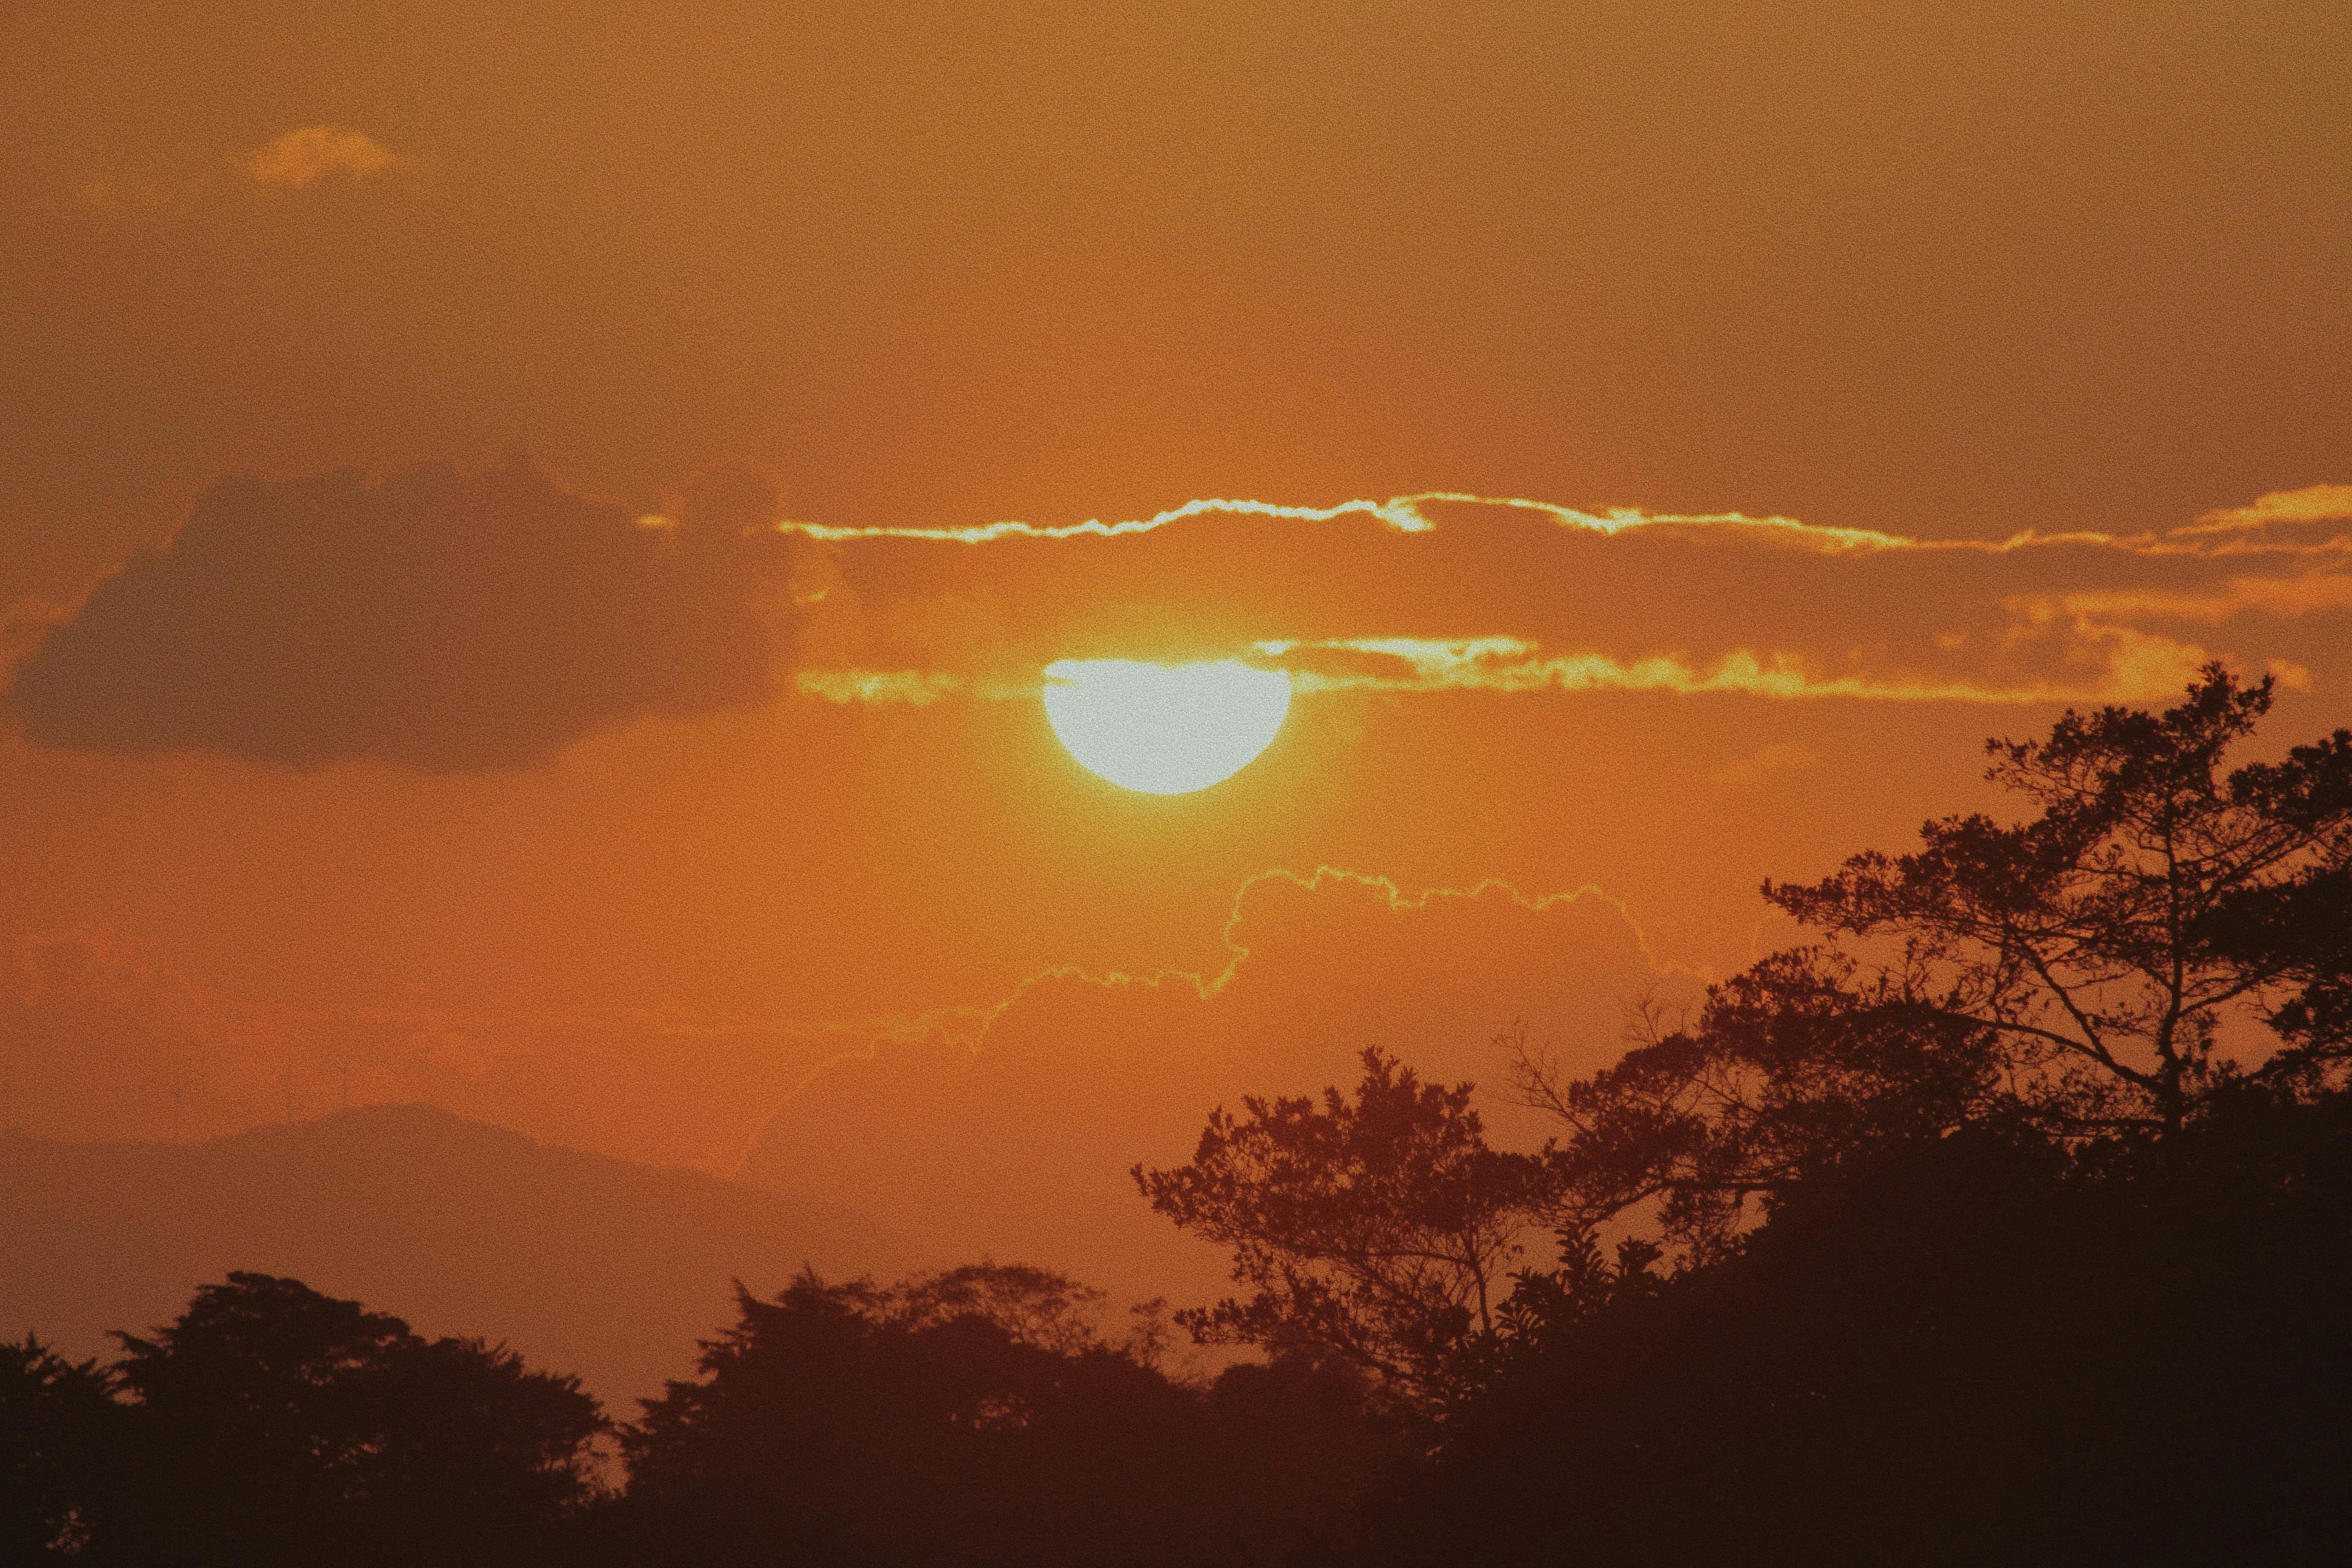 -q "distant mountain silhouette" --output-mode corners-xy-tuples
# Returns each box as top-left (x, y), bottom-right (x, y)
(0, 1104), (926, 1415)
